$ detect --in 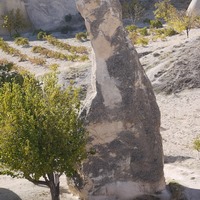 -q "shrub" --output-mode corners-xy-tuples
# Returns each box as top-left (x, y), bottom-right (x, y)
(1, 9), (27, 37)
(135, 37), (149, 46)
(28, 57), (46, 66)
(44, 35), (88, 55)
(163, 28), (177, 37)
(138, 27), (149, 36)
(193, 137), (200, 152)
(125, 25), (138, 32)
(37, 31), (47, 40)
(150, 19), (163, 29)
(143, 18), (151, 24)
(154, 0), (176, 22)
(0, 59), (23, 87)
(122, 0), (144, 23)
(0, 71), (87, 200)
(14, 37), (29, 46)
(75, 32), (88, 42)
